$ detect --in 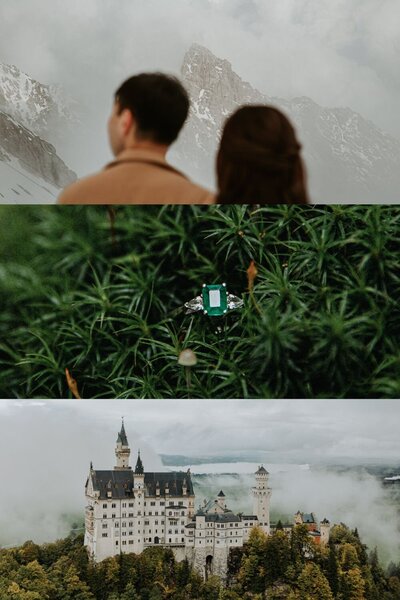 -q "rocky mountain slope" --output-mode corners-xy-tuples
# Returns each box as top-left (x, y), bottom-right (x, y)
(0, 64), (77, 202)
(172, 44), (400, 202)
(0, 111), (76, 202)
(0, 63), (79, 148)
